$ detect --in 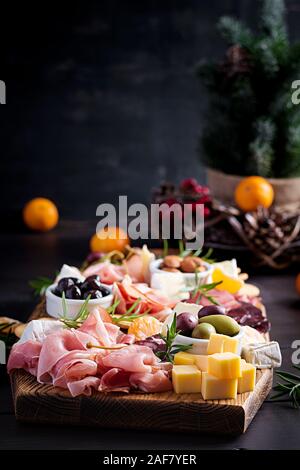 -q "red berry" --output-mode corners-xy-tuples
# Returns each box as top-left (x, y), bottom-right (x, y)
(180, 178), (199, 192)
